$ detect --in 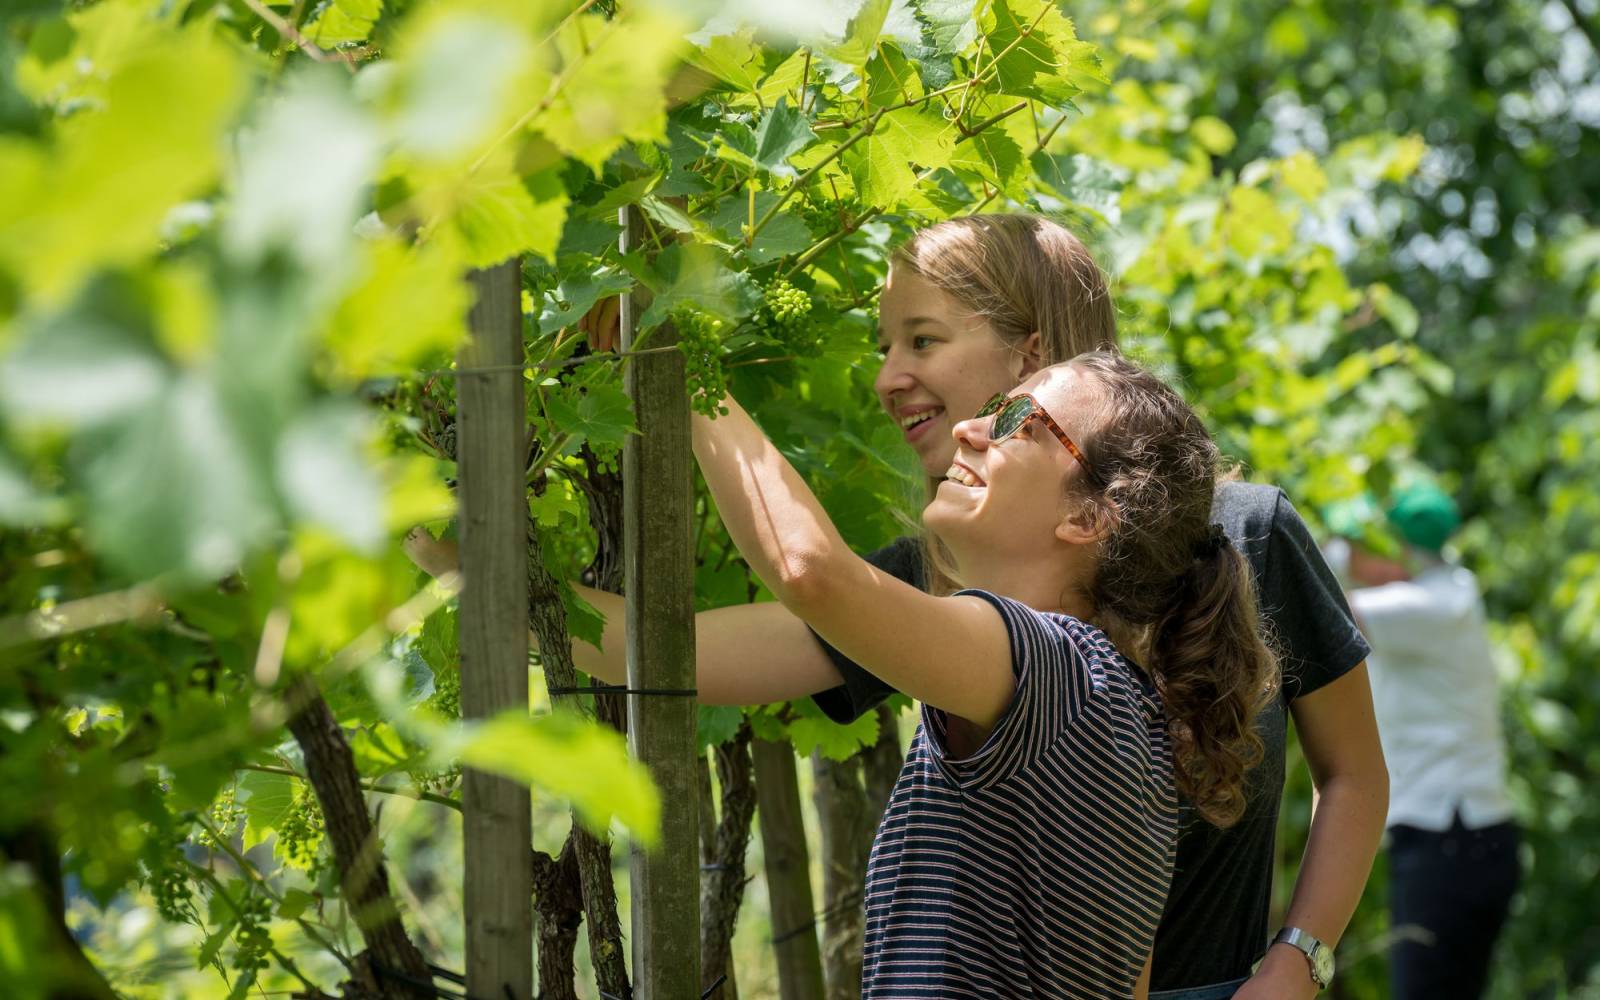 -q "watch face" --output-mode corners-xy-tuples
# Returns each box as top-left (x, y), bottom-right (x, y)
(1312, 946), (1335, 985)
